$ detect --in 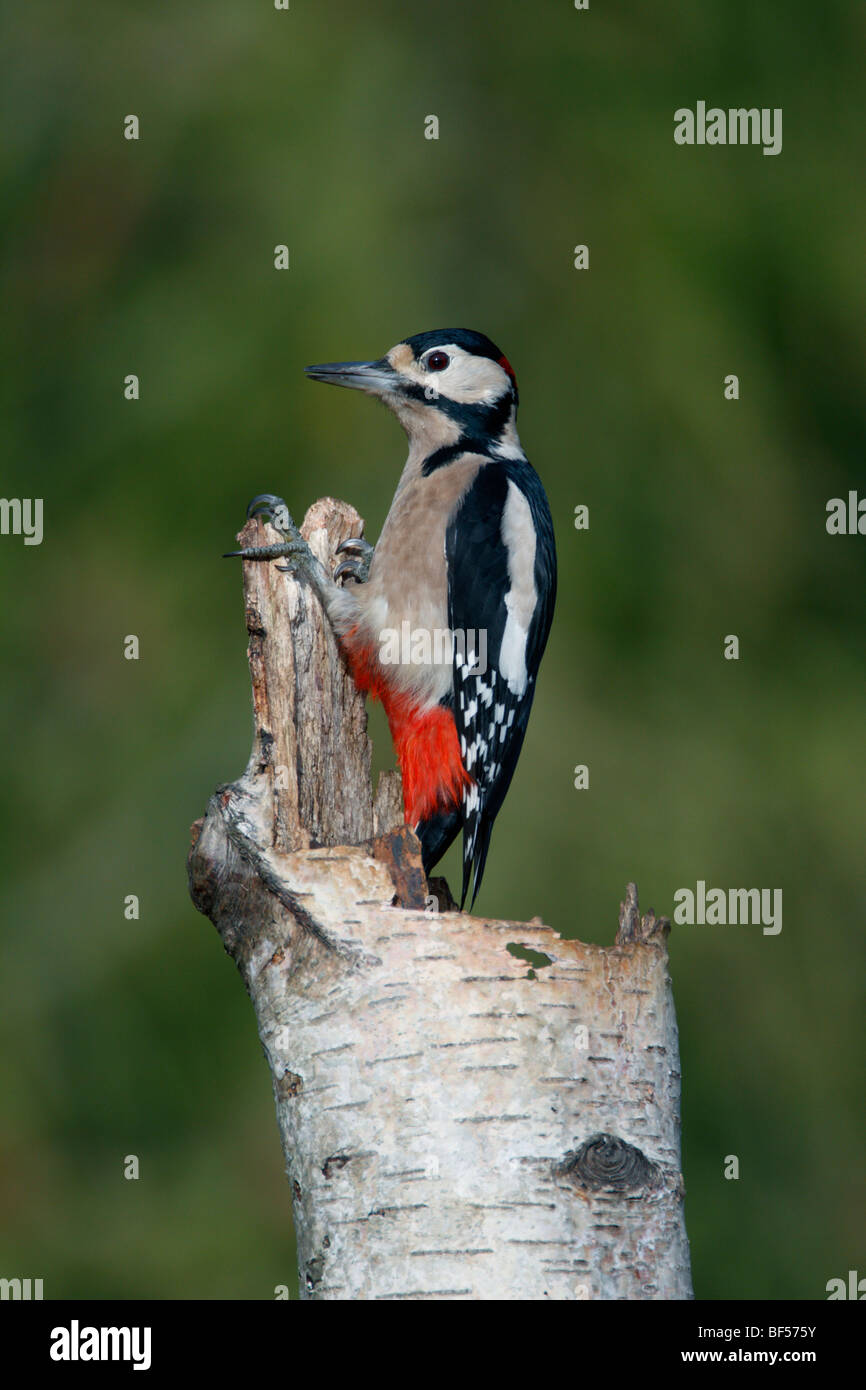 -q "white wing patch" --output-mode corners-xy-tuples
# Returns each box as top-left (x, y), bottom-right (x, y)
(498, 481), (538, 696)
